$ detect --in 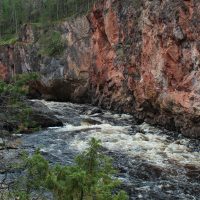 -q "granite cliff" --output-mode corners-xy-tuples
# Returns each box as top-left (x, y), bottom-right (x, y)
(0, 0), (200, 138)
